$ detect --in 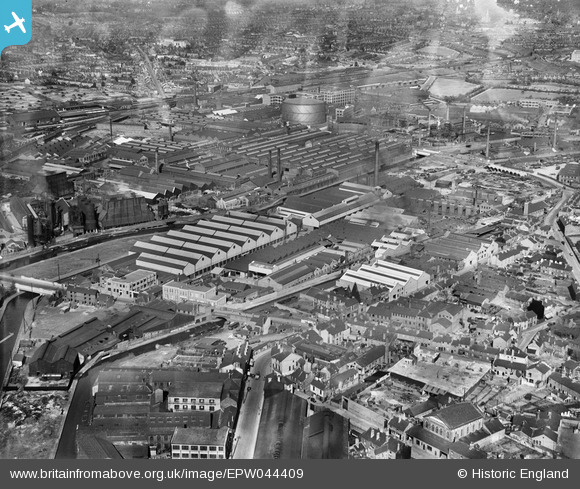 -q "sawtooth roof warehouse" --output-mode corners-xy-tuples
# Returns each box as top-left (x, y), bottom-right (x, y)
(132, 211), (298, 277)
